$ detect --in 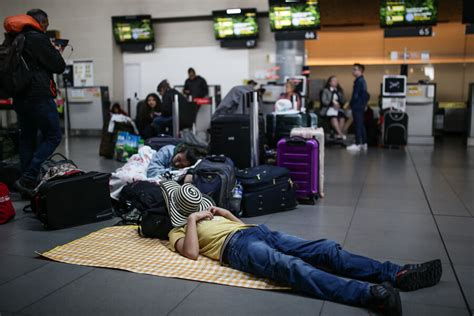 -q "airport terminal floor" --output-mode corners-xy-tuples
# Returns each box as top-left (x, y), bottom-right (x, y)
(0, 137), (473, 316)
